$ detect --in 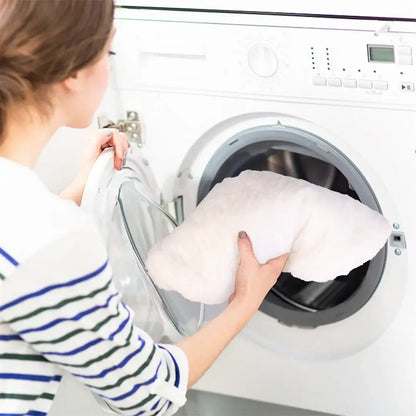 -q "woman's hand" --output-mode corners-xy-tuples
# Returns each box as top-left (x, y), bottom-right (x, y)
(177, 231), (289, 389)
(60, 128), (129, 205)
(229, 231), (289, 314)
(78, 128), (129, 175)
